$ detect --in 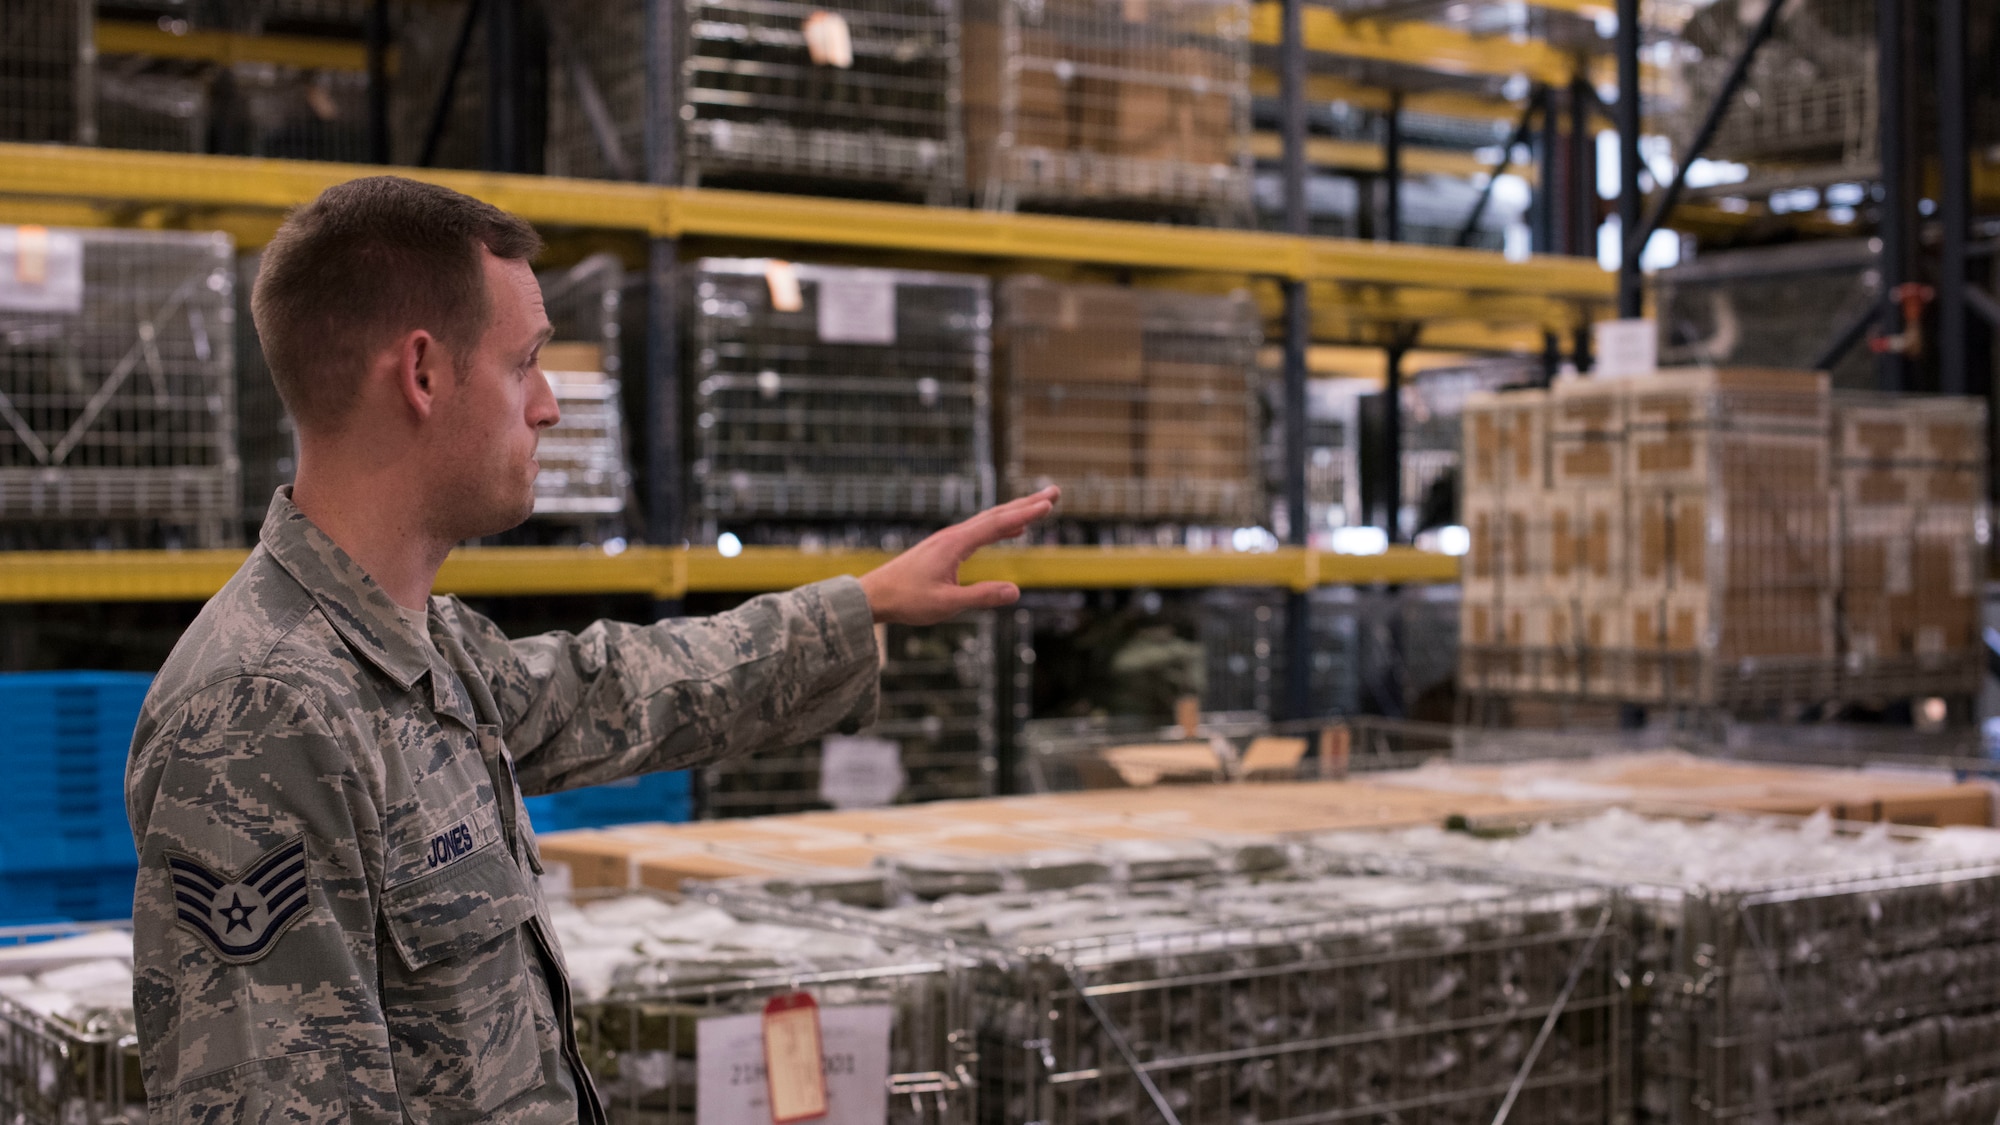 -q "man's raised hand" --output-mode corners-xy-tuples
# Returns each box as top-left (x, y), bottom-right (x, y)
(857, 487), (1060, 626)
